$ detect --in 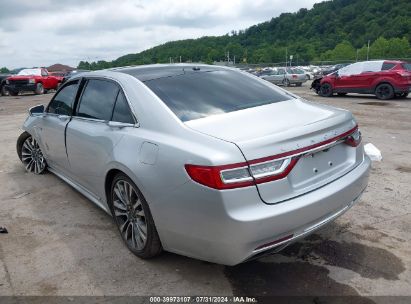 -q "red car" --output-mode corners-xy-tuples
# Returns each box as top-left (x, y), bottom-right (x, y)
(5, 68), (62, 96)
(315, 60), (411, 100)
